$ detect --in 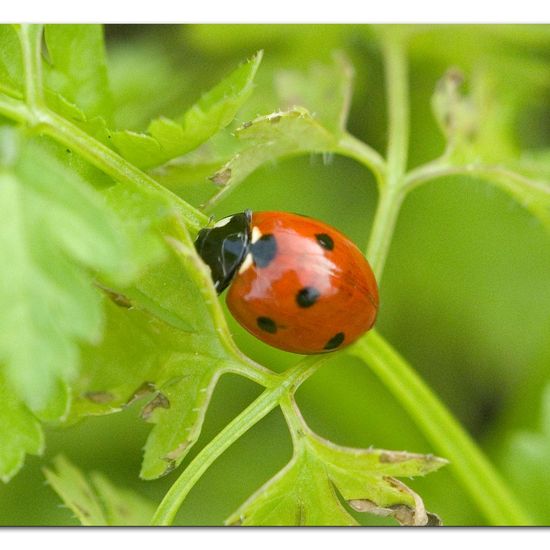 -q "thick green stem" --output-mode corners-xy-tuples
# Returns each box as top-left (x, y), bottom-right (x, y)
(351, 332), (533, 526)
(358, 33), (532, 526)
